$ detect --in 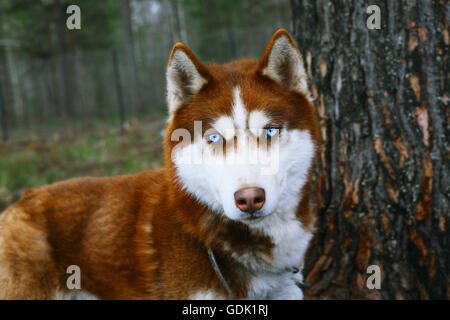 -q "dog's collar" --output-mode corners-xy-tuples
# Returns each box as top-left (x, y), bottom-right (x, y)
(206, 247), (235, 300)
